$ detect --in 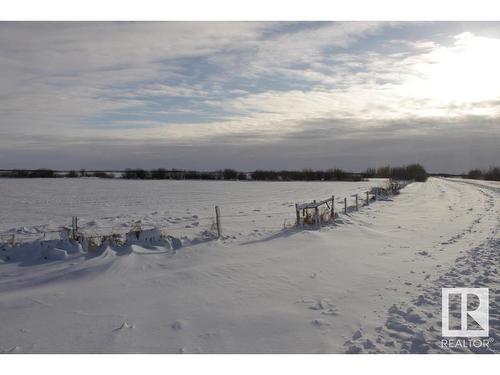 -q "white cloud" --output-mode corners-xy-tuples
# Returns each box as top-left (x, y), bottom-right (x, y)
(0, 22), (384, 142)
